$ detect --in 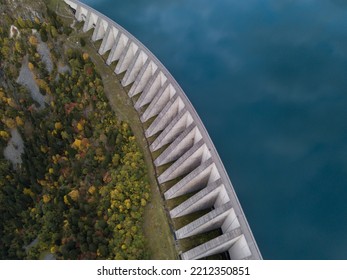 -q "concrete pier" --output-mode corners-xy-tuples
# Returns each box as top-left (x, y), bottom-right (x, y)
(99, 25), (118, 55)
(169, 179), (222, 218)
(92, 18), (107, 41)
(115, 41), (138, 74)
(144, 95), (183, 138)
(122, 51), (148, 87)
(141, 80), (171, 121)
(64, 0), (262, 260)
(105, 32), (122, 65)
(175, 202), (233, 239)
(130, 60), (157, 98)
(154, 124), (199, 167)
(150, 109), (193, 152)
(82, 10), (94, 32)
(164, 158), (215, 199)
(158, 139), (209, 184)
(135, 69), (165, 110)
(180, 229), (243, 260)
